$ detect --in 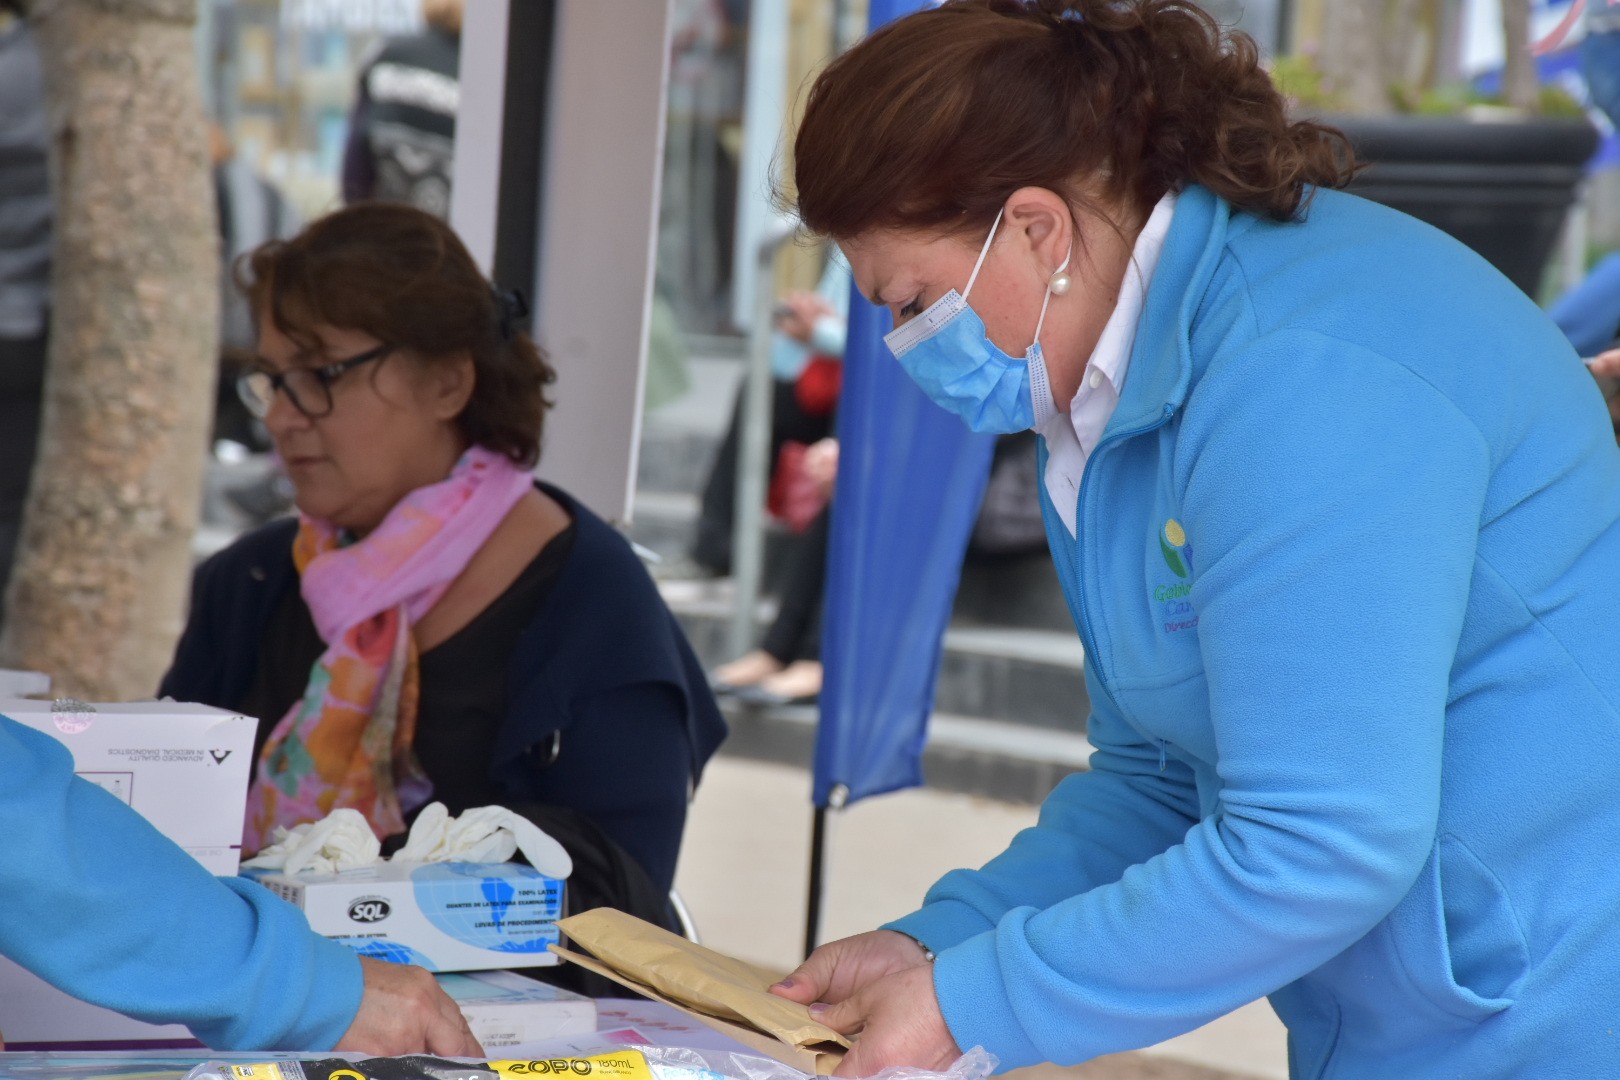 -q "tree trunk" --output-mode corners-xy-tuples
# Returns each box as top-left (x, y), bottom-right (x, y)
(1, 0), (218, 700)
(1380, 0), (1422, 100)
(1500, 0), (1538, 112)
(1317, 0), (1395, 114)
